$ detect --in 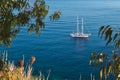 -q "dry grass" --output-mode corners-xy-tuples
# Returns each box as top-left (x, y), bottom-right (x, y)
(0, 51), (51, 80)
